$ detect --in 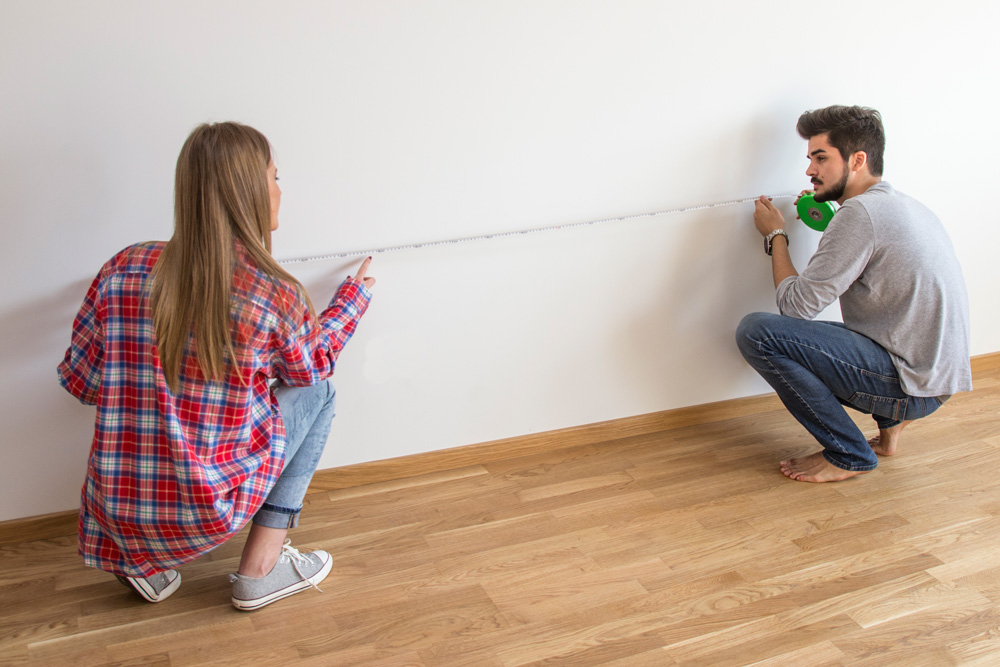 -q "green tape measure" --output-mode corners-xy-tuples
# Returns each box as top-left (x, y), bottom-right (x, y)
(796, 193), (837, 231)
